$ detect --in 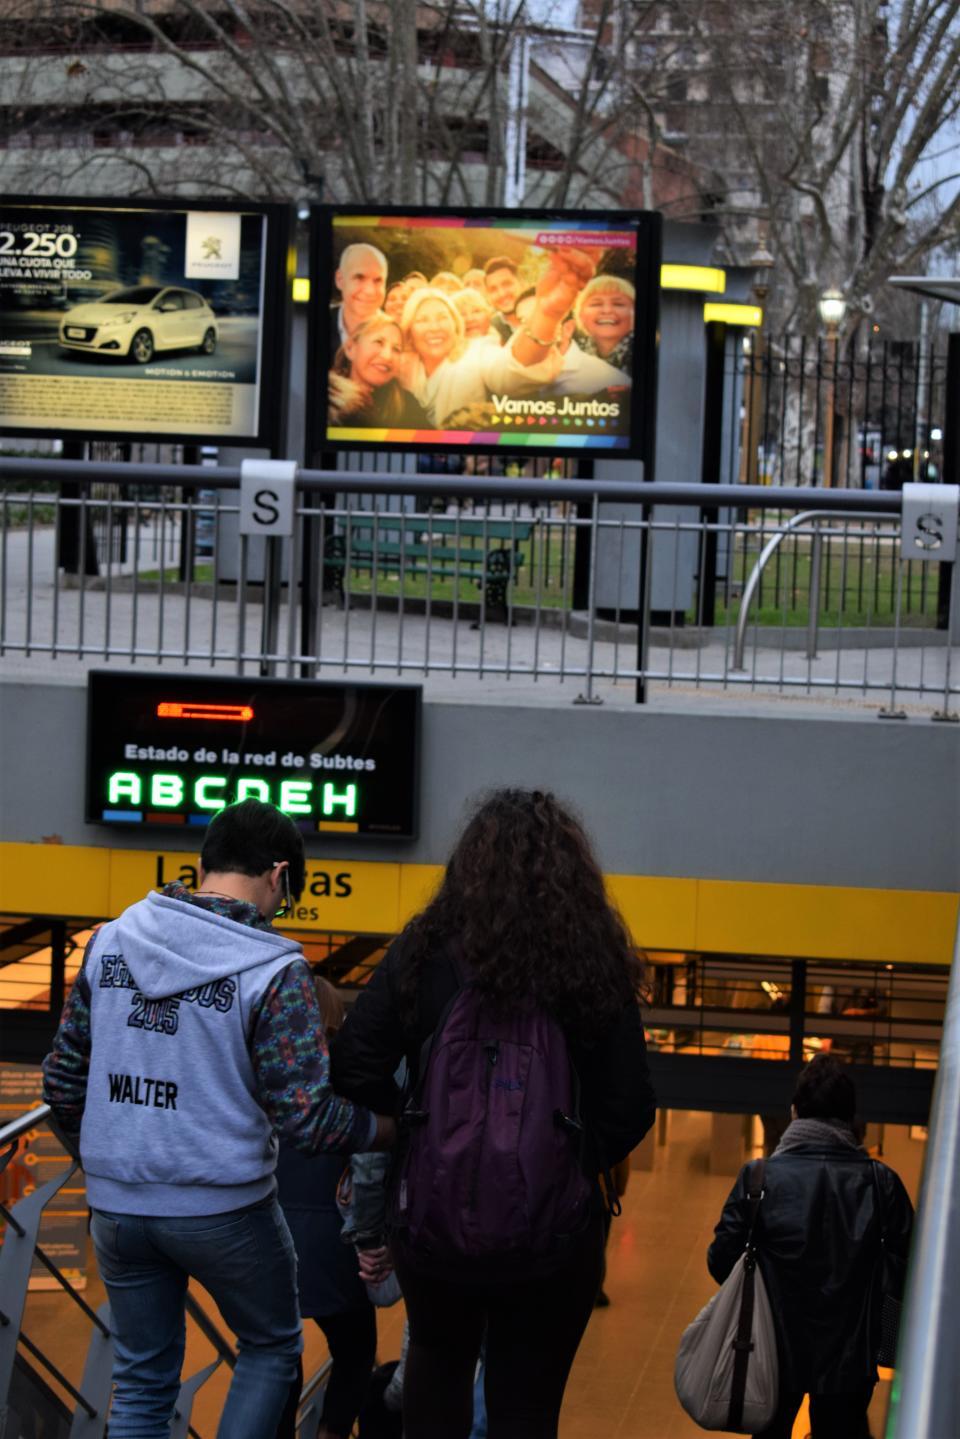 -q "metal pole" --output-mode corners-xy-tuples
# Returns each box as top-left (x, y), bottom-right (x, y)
(823, 326), (838, 488)
(574, 494), (602, 705)
(886, 919), (960, 1439)
(913, 302), (930, 483)
(746, 333), (764, 487)
(698, 320), (727, 625)
(933, 559), (958, 723)
(503, 29), (529, 209)
(807, 526), (823, 660)
(0, 456), (906, 514)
